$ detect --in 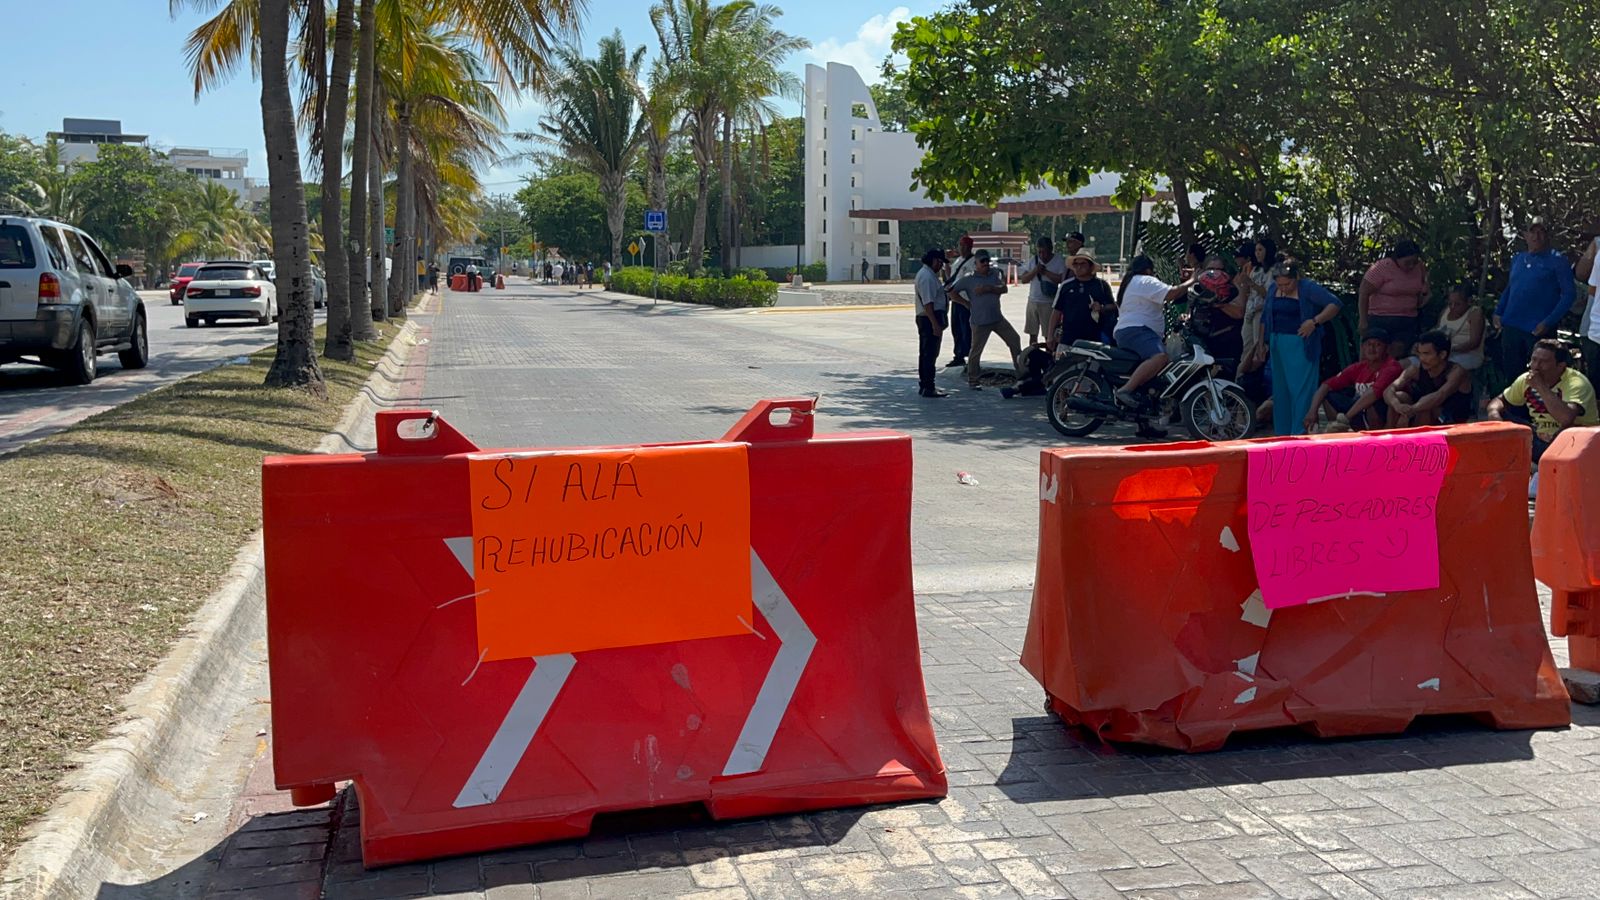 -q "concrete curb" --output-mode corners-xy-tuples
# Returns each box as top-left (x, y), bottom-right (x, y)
(0, 320), (423, 900)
